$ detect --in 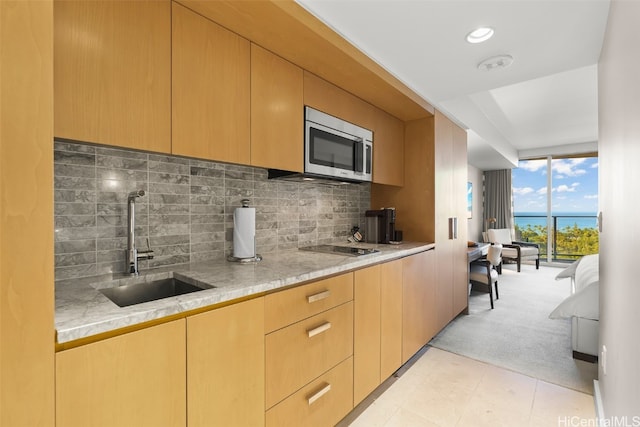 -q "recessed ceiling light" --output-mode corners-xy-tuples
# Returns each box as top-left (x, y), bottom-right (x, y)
(466, 27), (494, 44)
(477, 54), (514, 71)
